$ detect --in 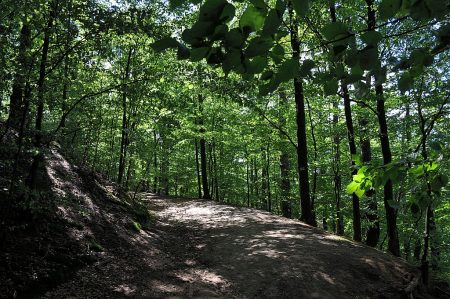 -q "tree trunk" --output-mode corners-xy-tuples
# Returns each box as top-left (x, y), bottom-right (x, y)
(246, 153), (251, 207)
(366, 0), (399, 256)
(117, 47), (134, 185)
(289, 2), (314, 226)
(213, 139), (219, 200)
(417, 94), (437, 285)
(279, 92), (292, 218)
(7, 23), (31, 129)
(329, 4), (348, 237)
(195, 138), (202, 198)
(198, 94), (210, 199)
(28, 4), (56, 190)
(153, 130), (158, 193)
